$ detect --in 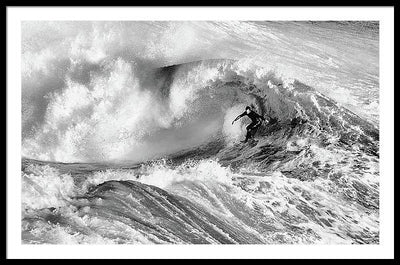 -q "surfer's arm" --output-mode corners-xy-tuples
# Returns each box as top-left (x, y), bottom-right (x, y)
(232, 112), (246, 124)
